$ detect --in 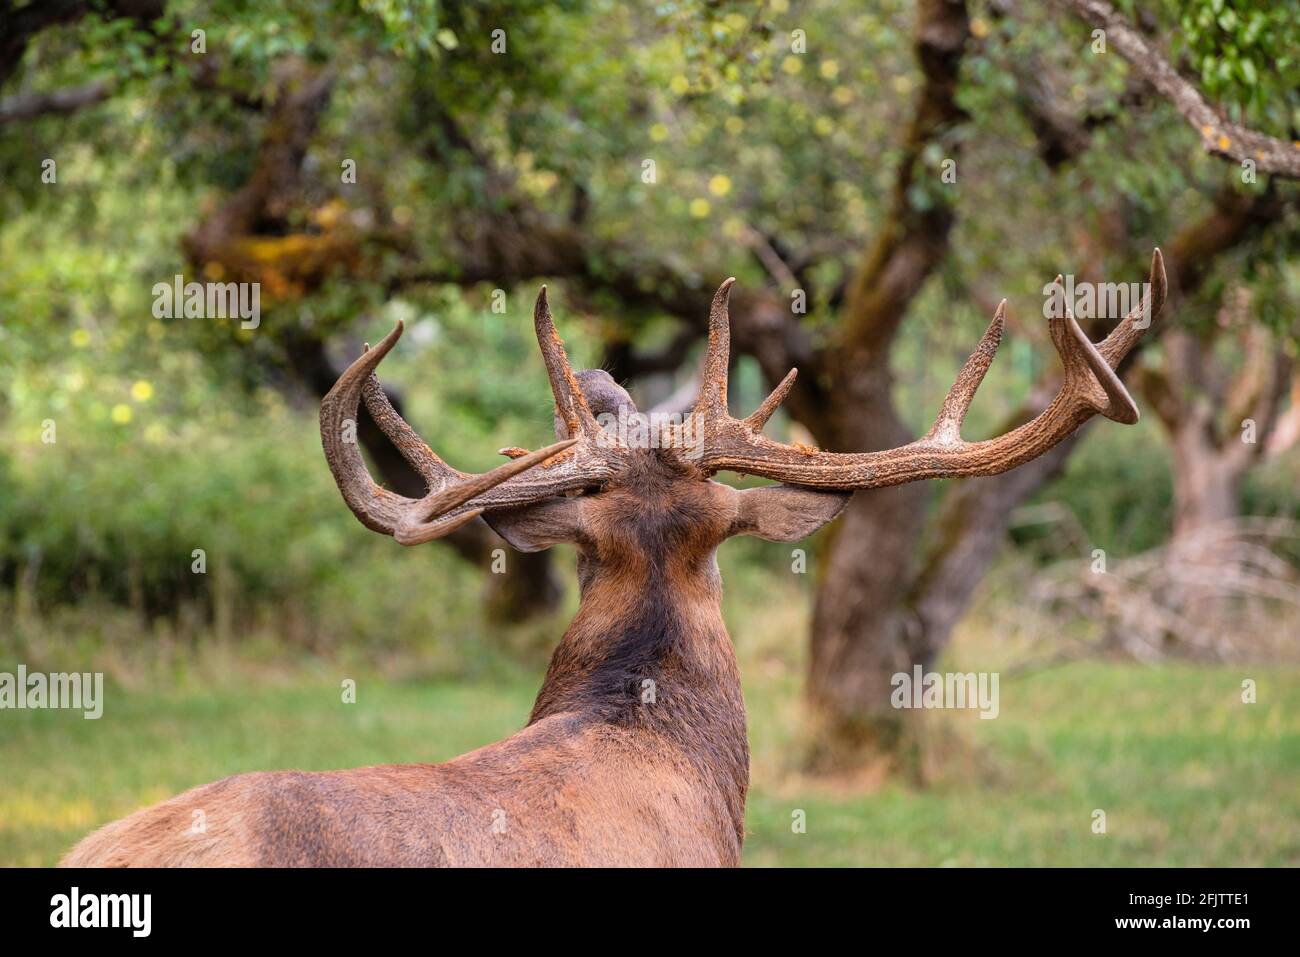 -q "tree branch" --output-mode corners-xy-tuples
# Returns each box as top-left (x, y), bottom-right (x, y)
(0, 79), (111, 124)
(1059, 0), (1300, 178)
(1135, 363), (1183, 432)
(987, 0), (1147, 169)
(0, 0), (166, 90)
